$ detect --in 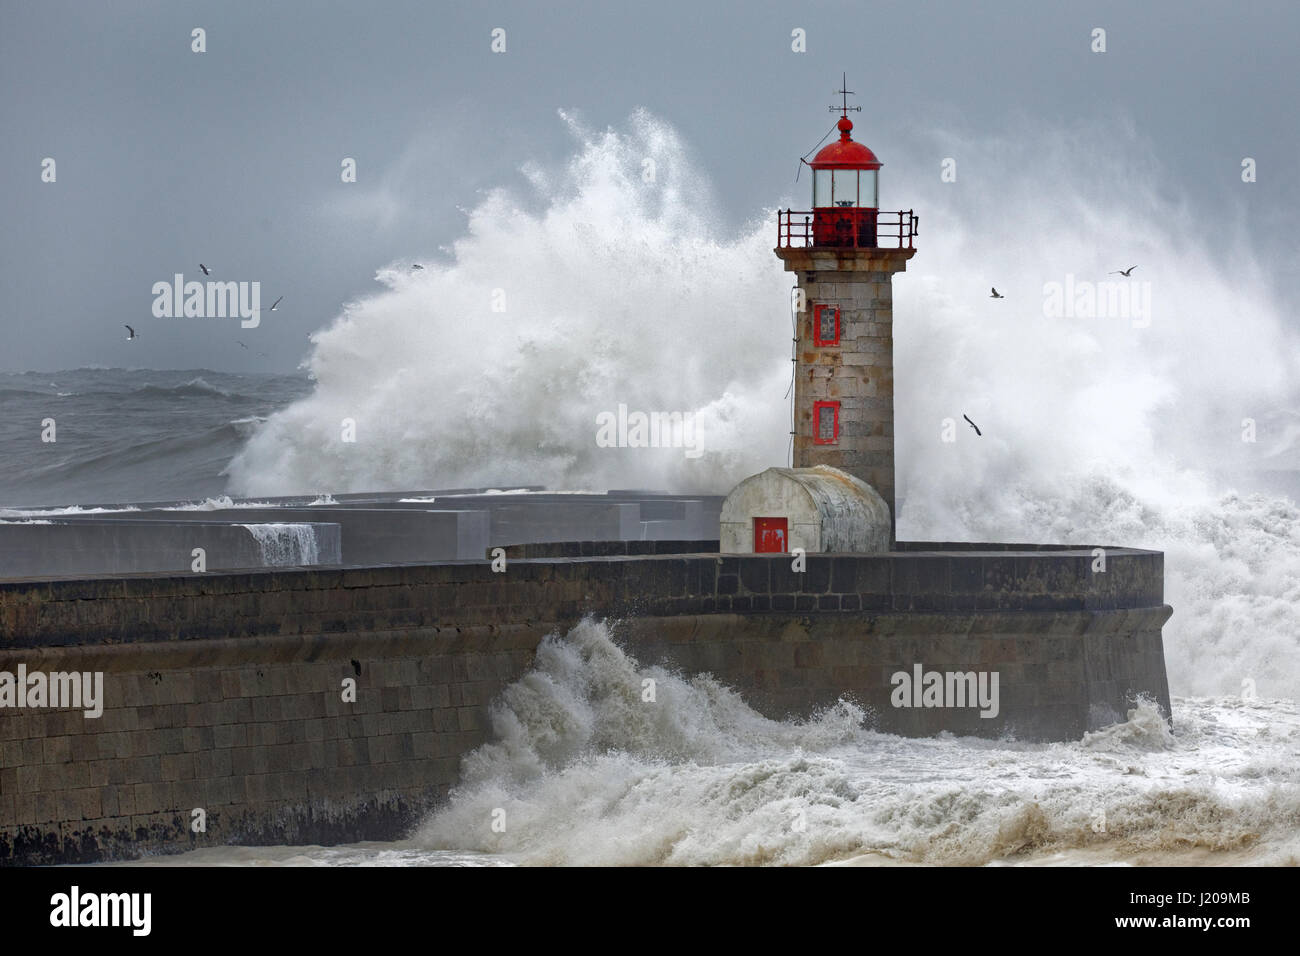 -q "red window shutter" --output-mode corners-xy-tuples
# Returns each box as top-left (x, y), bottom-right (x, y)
(813, 304), (840, 347)
(813, 401), (840, 444)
